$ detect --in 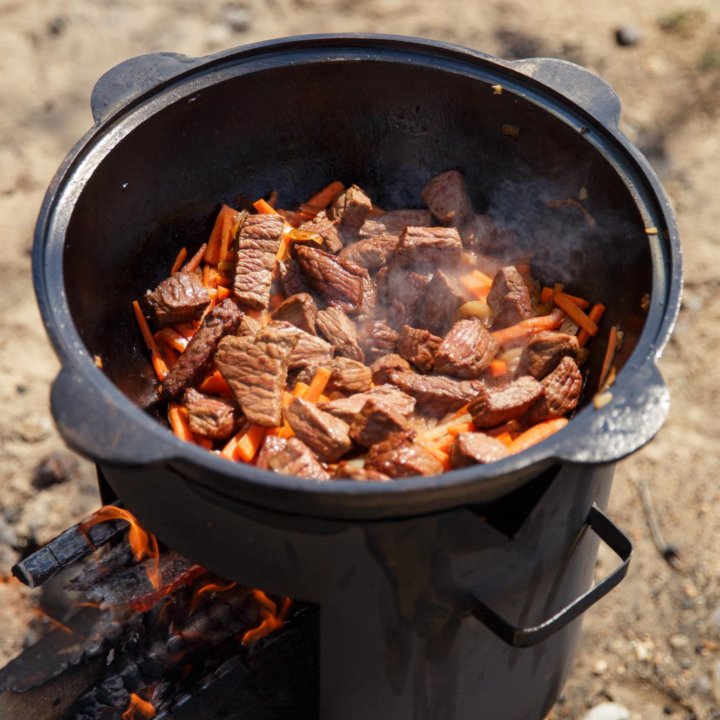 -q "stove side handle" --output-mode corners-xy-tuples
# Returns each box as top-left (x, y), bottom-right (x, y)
(469, 505), (631, 648)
